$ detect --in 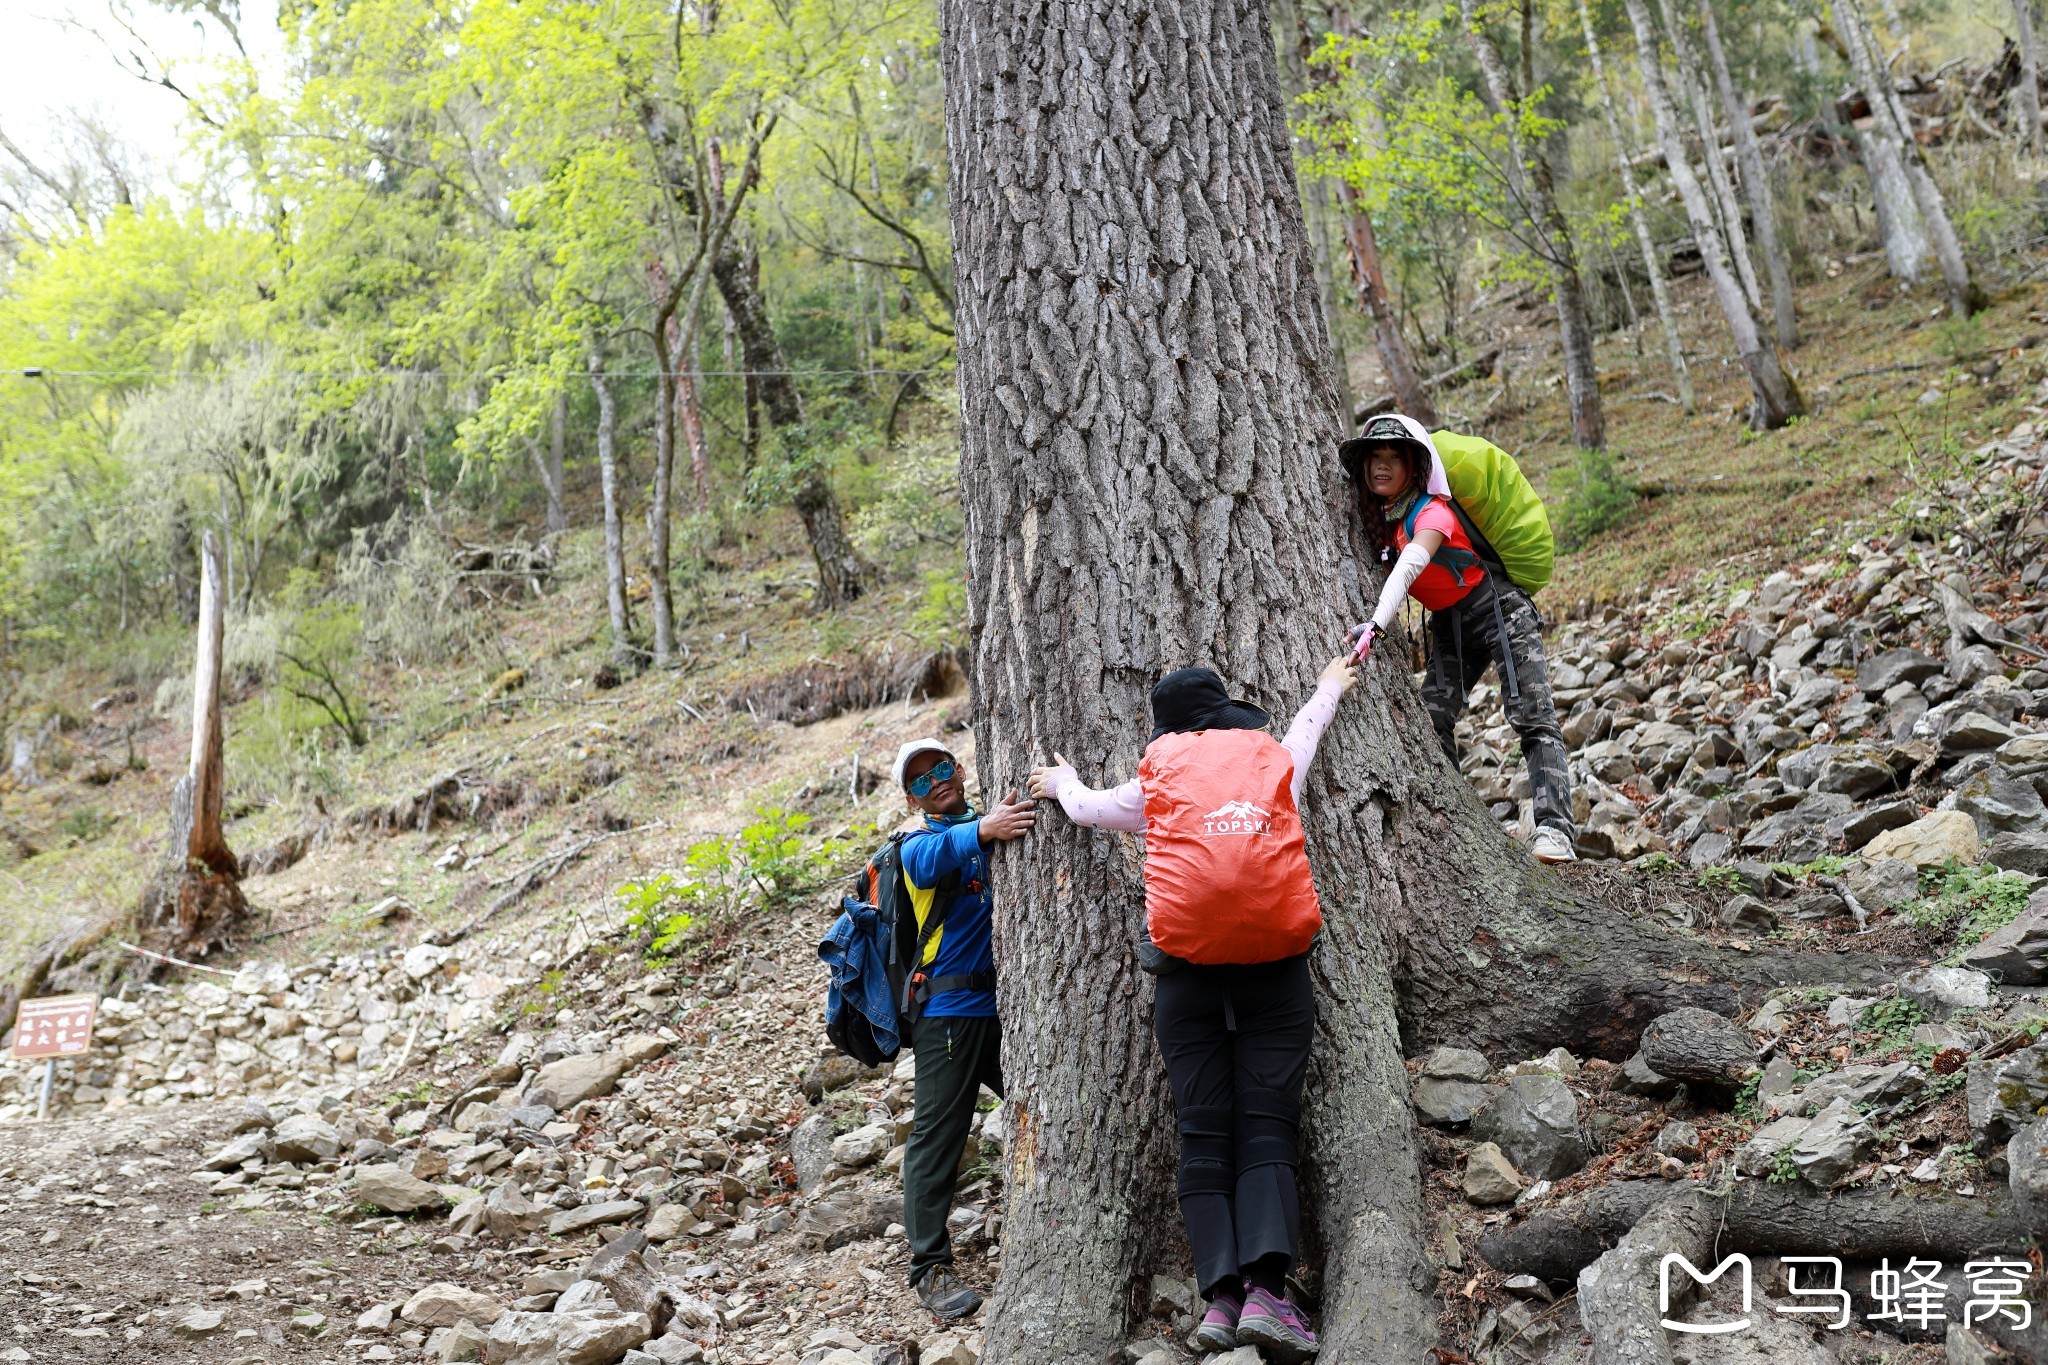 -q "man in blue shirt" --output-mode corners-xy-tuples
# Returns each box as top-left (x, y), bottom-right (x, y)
(892, 737), (1034, 1320)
